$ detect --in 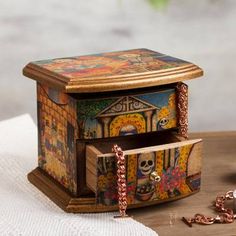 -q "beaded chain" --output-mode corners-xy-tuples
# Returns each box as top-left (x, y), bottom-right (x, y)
(183, 190), (236, 227)
(177, 82), (188, 139)
(112, 144), (128, 218)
